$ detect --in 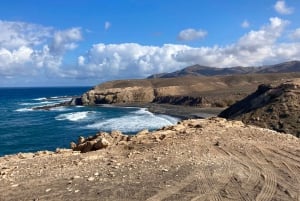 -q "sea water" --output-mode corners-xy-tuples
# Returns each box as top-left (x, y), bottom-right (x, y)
(0, 87), (179, 156)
